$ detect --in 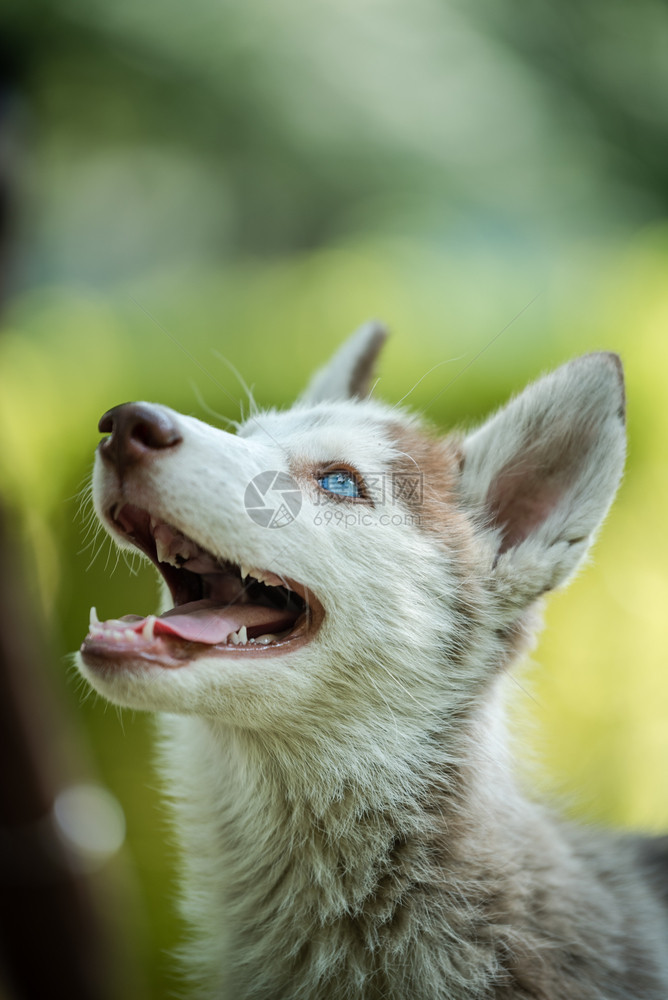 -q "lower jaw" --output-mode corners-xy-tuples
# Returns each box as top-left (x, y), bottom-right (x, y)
(80, 619), (317, 671)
